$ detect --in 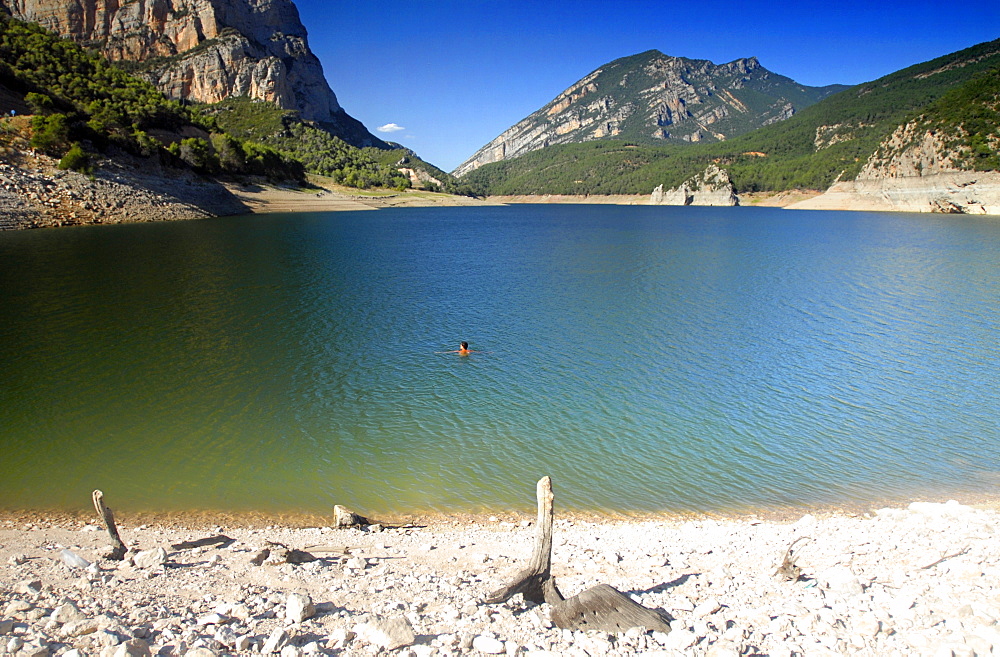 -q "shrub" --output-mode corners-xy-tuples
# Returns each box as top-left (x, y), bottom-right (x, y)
(57, 142), (91, 173)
